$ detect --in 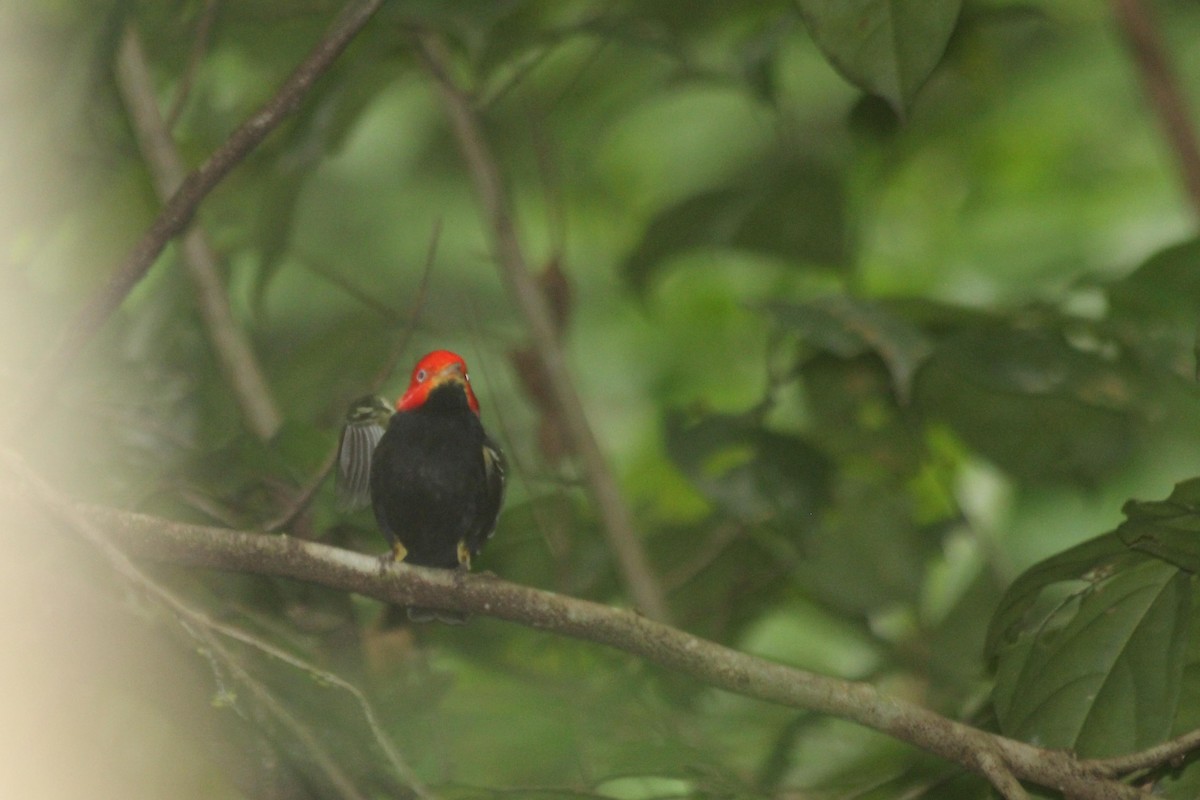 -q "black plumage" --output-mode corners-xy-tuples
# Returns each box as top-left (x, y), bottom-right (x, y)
(336, 350), (506, 624)
(369, 382), (505, 570)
